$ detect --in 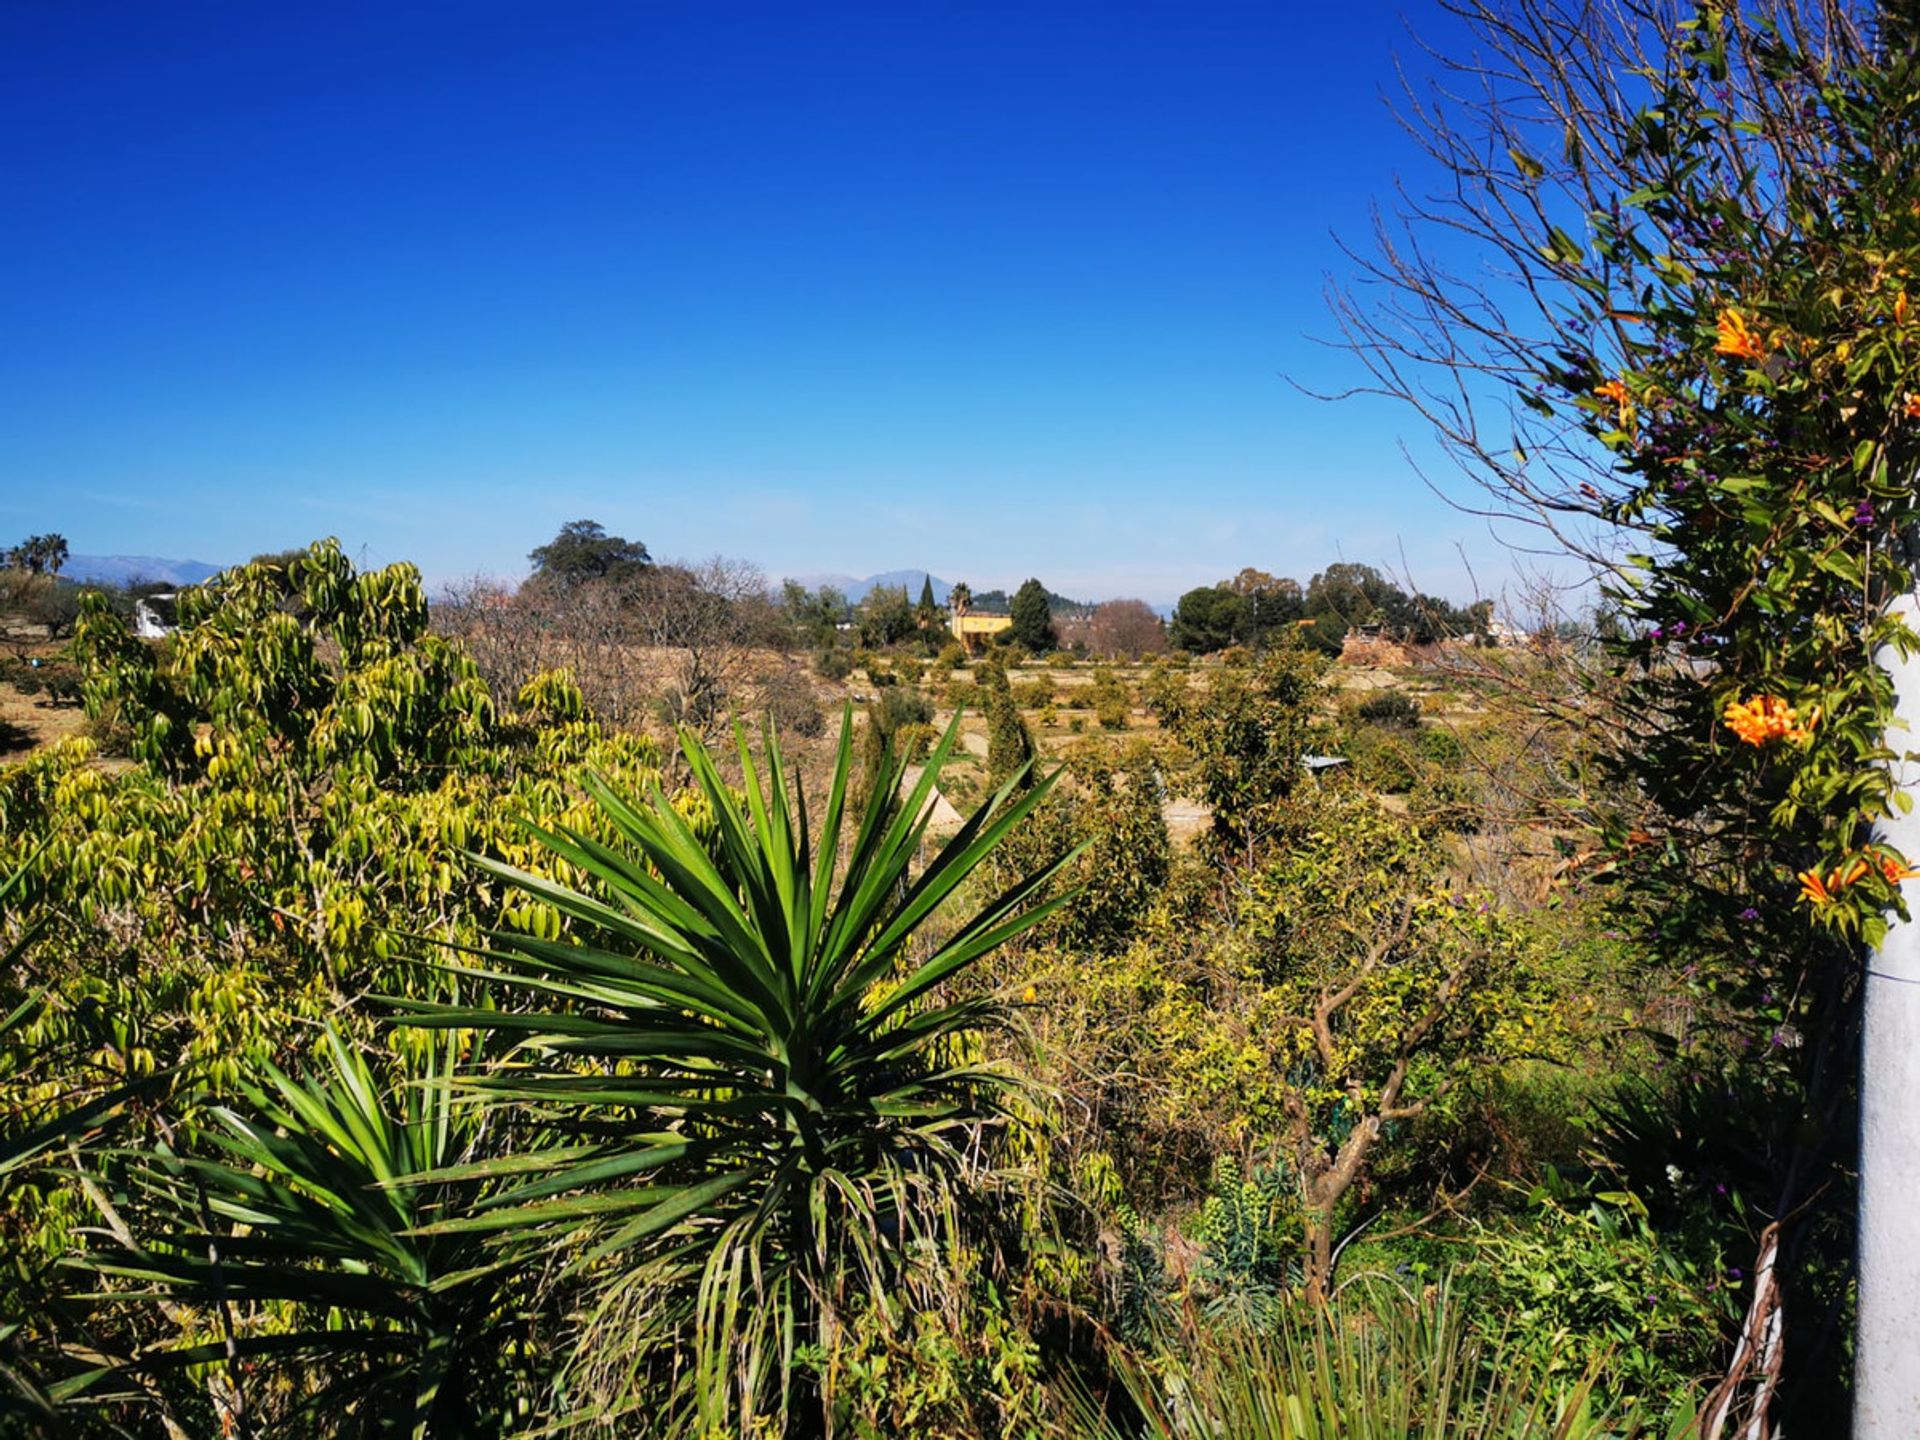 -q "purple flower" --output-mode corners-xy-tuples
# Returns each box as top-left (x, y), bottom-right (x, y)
(1855, 500), (1877, 526)
(1739, 907), (1760, 921)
